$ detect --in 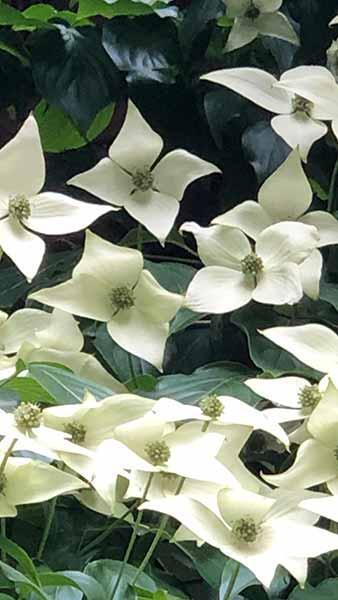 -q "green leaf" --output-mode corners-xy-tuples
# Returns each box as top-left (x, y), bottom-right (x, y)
(288, 578), (338, 599)
(320, 282), (338, 311)
(178, 0), (224, 52)
(84, 559), (156, 600)
(23, 4), (58, 21)
(0, 595), (16, 599)
(231, 303), (322, 379)
(34, 100), (115, 153)
(219, 560), (258, 599)
(148, 361), (259, 405)
(0, 535), (40, 585)
(4, 376), (55, 405)
(28, 363), (113, 404)
(0, 562), (48, 600)
(0, 4), (32, 25)
(31, 24), (121, 131)
(309, 178), (328, 201)
(177, 543), (226, 588)
(102, 16), (180, 84)
(59, 571), (107, 600)
(77, 0), (164, 19)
